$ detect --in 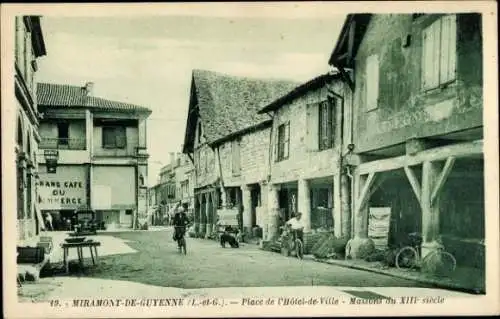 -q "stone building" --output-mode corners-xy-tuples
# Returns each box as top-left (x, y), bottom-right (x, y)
(258, 72), (352, 249)
(152, 152), (196, 224)
(15, 16), (47, 244)
(36, 82), (151, 230)
(182, 69), (297, 239)
(329, 13), (484, 272)
(174, 152), (195, 217)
